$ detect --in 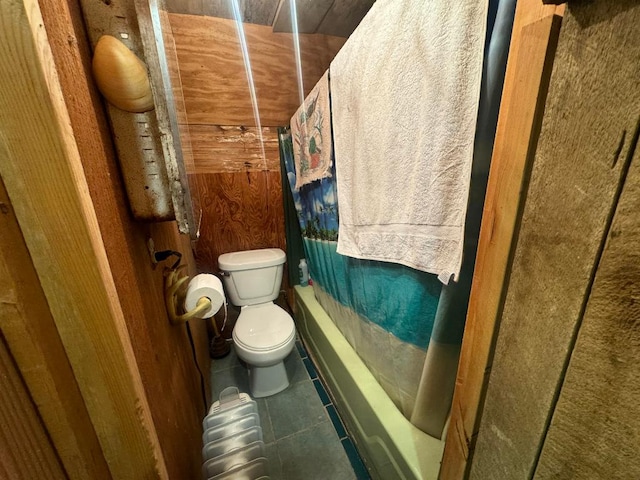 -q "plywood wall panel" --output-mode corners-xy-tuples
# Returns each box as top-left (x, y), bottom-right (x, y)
(194, 171), (286, 271)
(188, 125), (280, 173)
(169, 13), (345, 126)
